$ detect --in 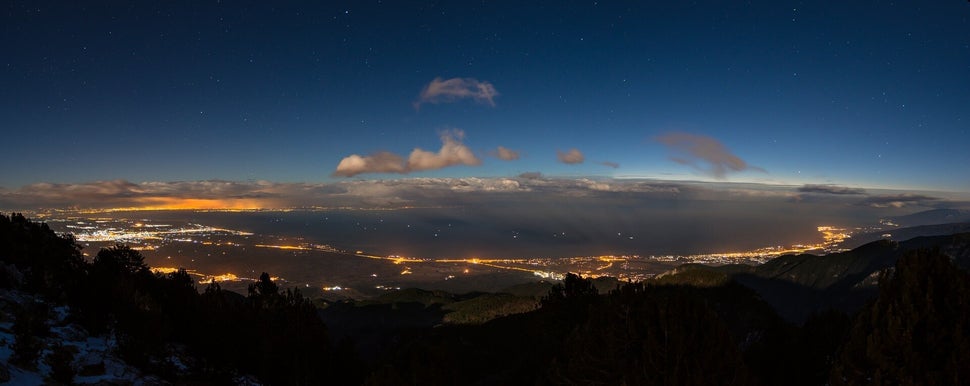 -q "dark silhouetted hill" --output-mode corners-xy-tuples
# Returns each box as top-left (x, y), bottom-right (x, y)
(830, 248), (970, 384)
(659, 232), (970, 322)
